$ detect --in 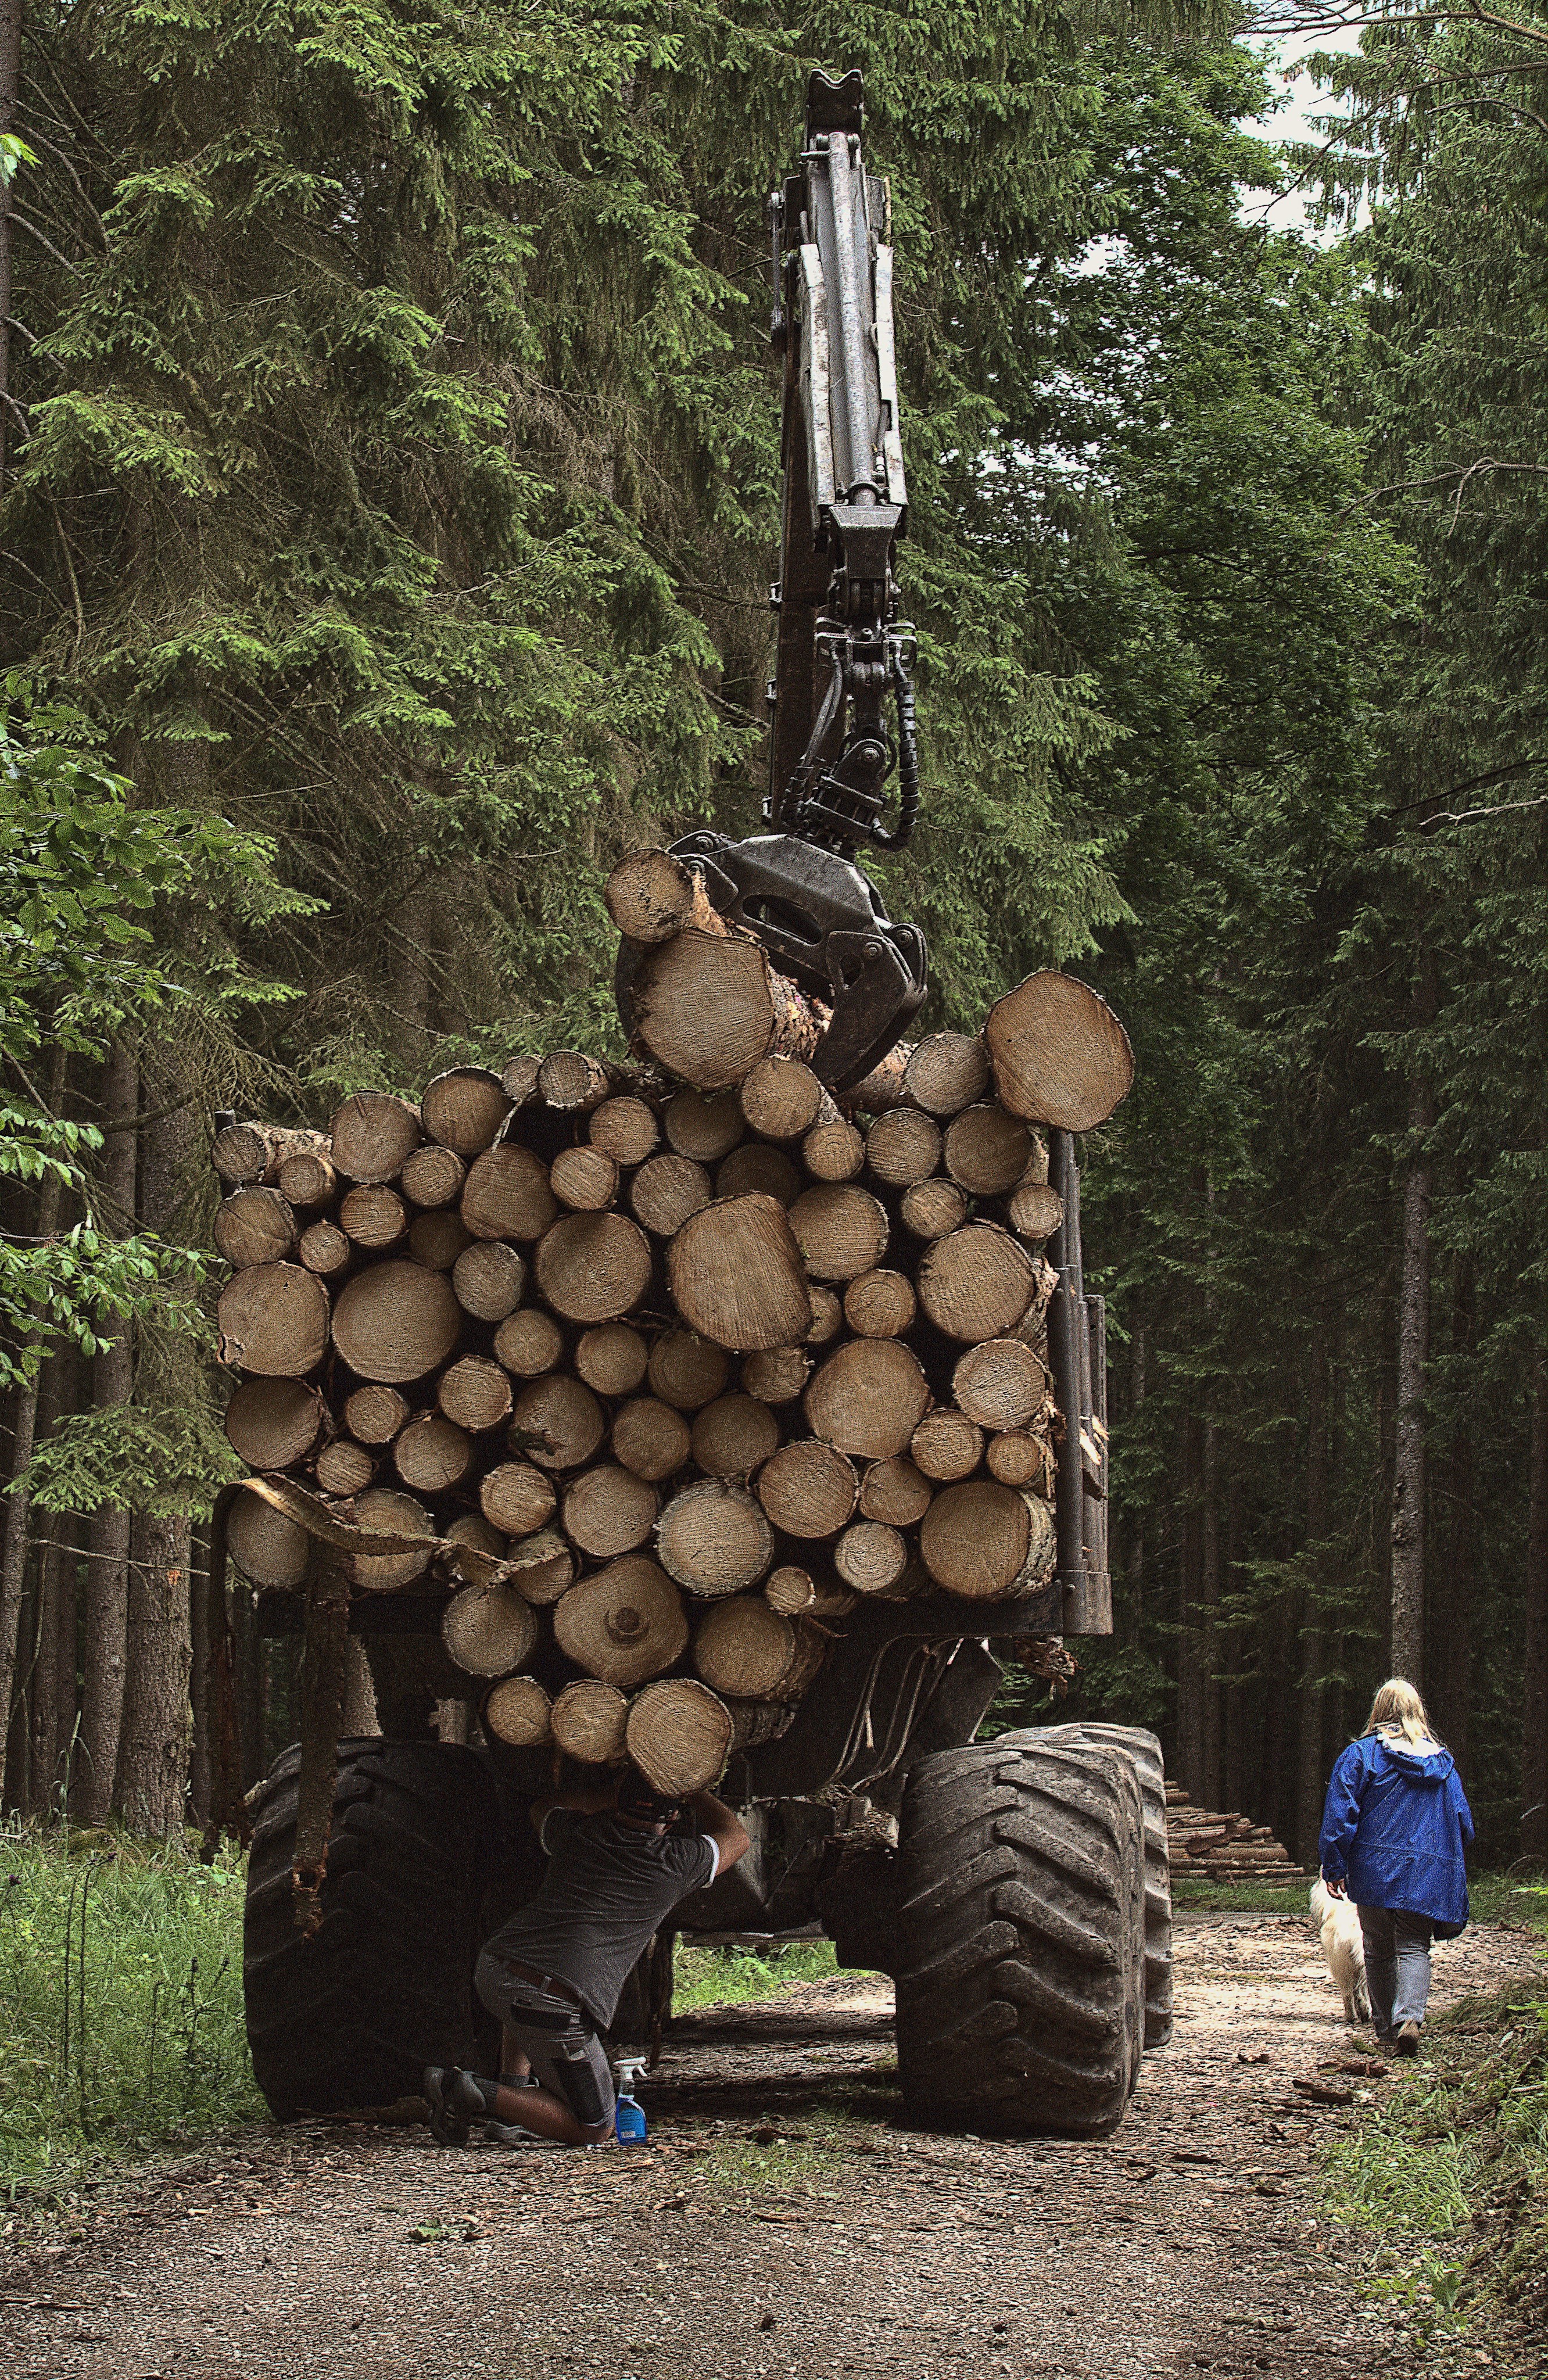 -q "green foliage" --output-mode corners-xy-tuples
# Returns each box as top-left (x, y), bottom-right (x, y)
(672, 1937), (845, 2012)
